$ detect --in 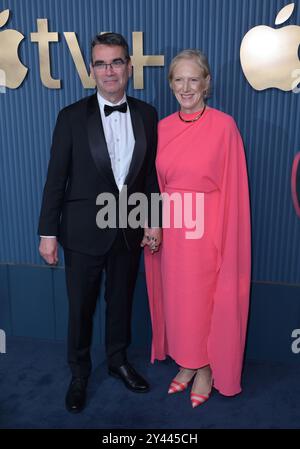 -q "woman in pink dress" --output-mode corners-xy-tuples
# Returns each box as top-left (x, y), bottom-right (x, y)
(144, 50), (251, 407)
